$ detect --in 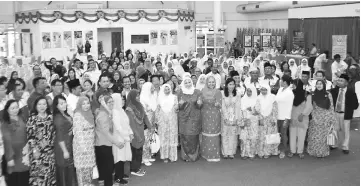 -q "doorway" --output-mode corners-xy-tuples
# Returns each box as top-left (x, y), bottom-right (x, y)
(97, 27), (123, 57)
